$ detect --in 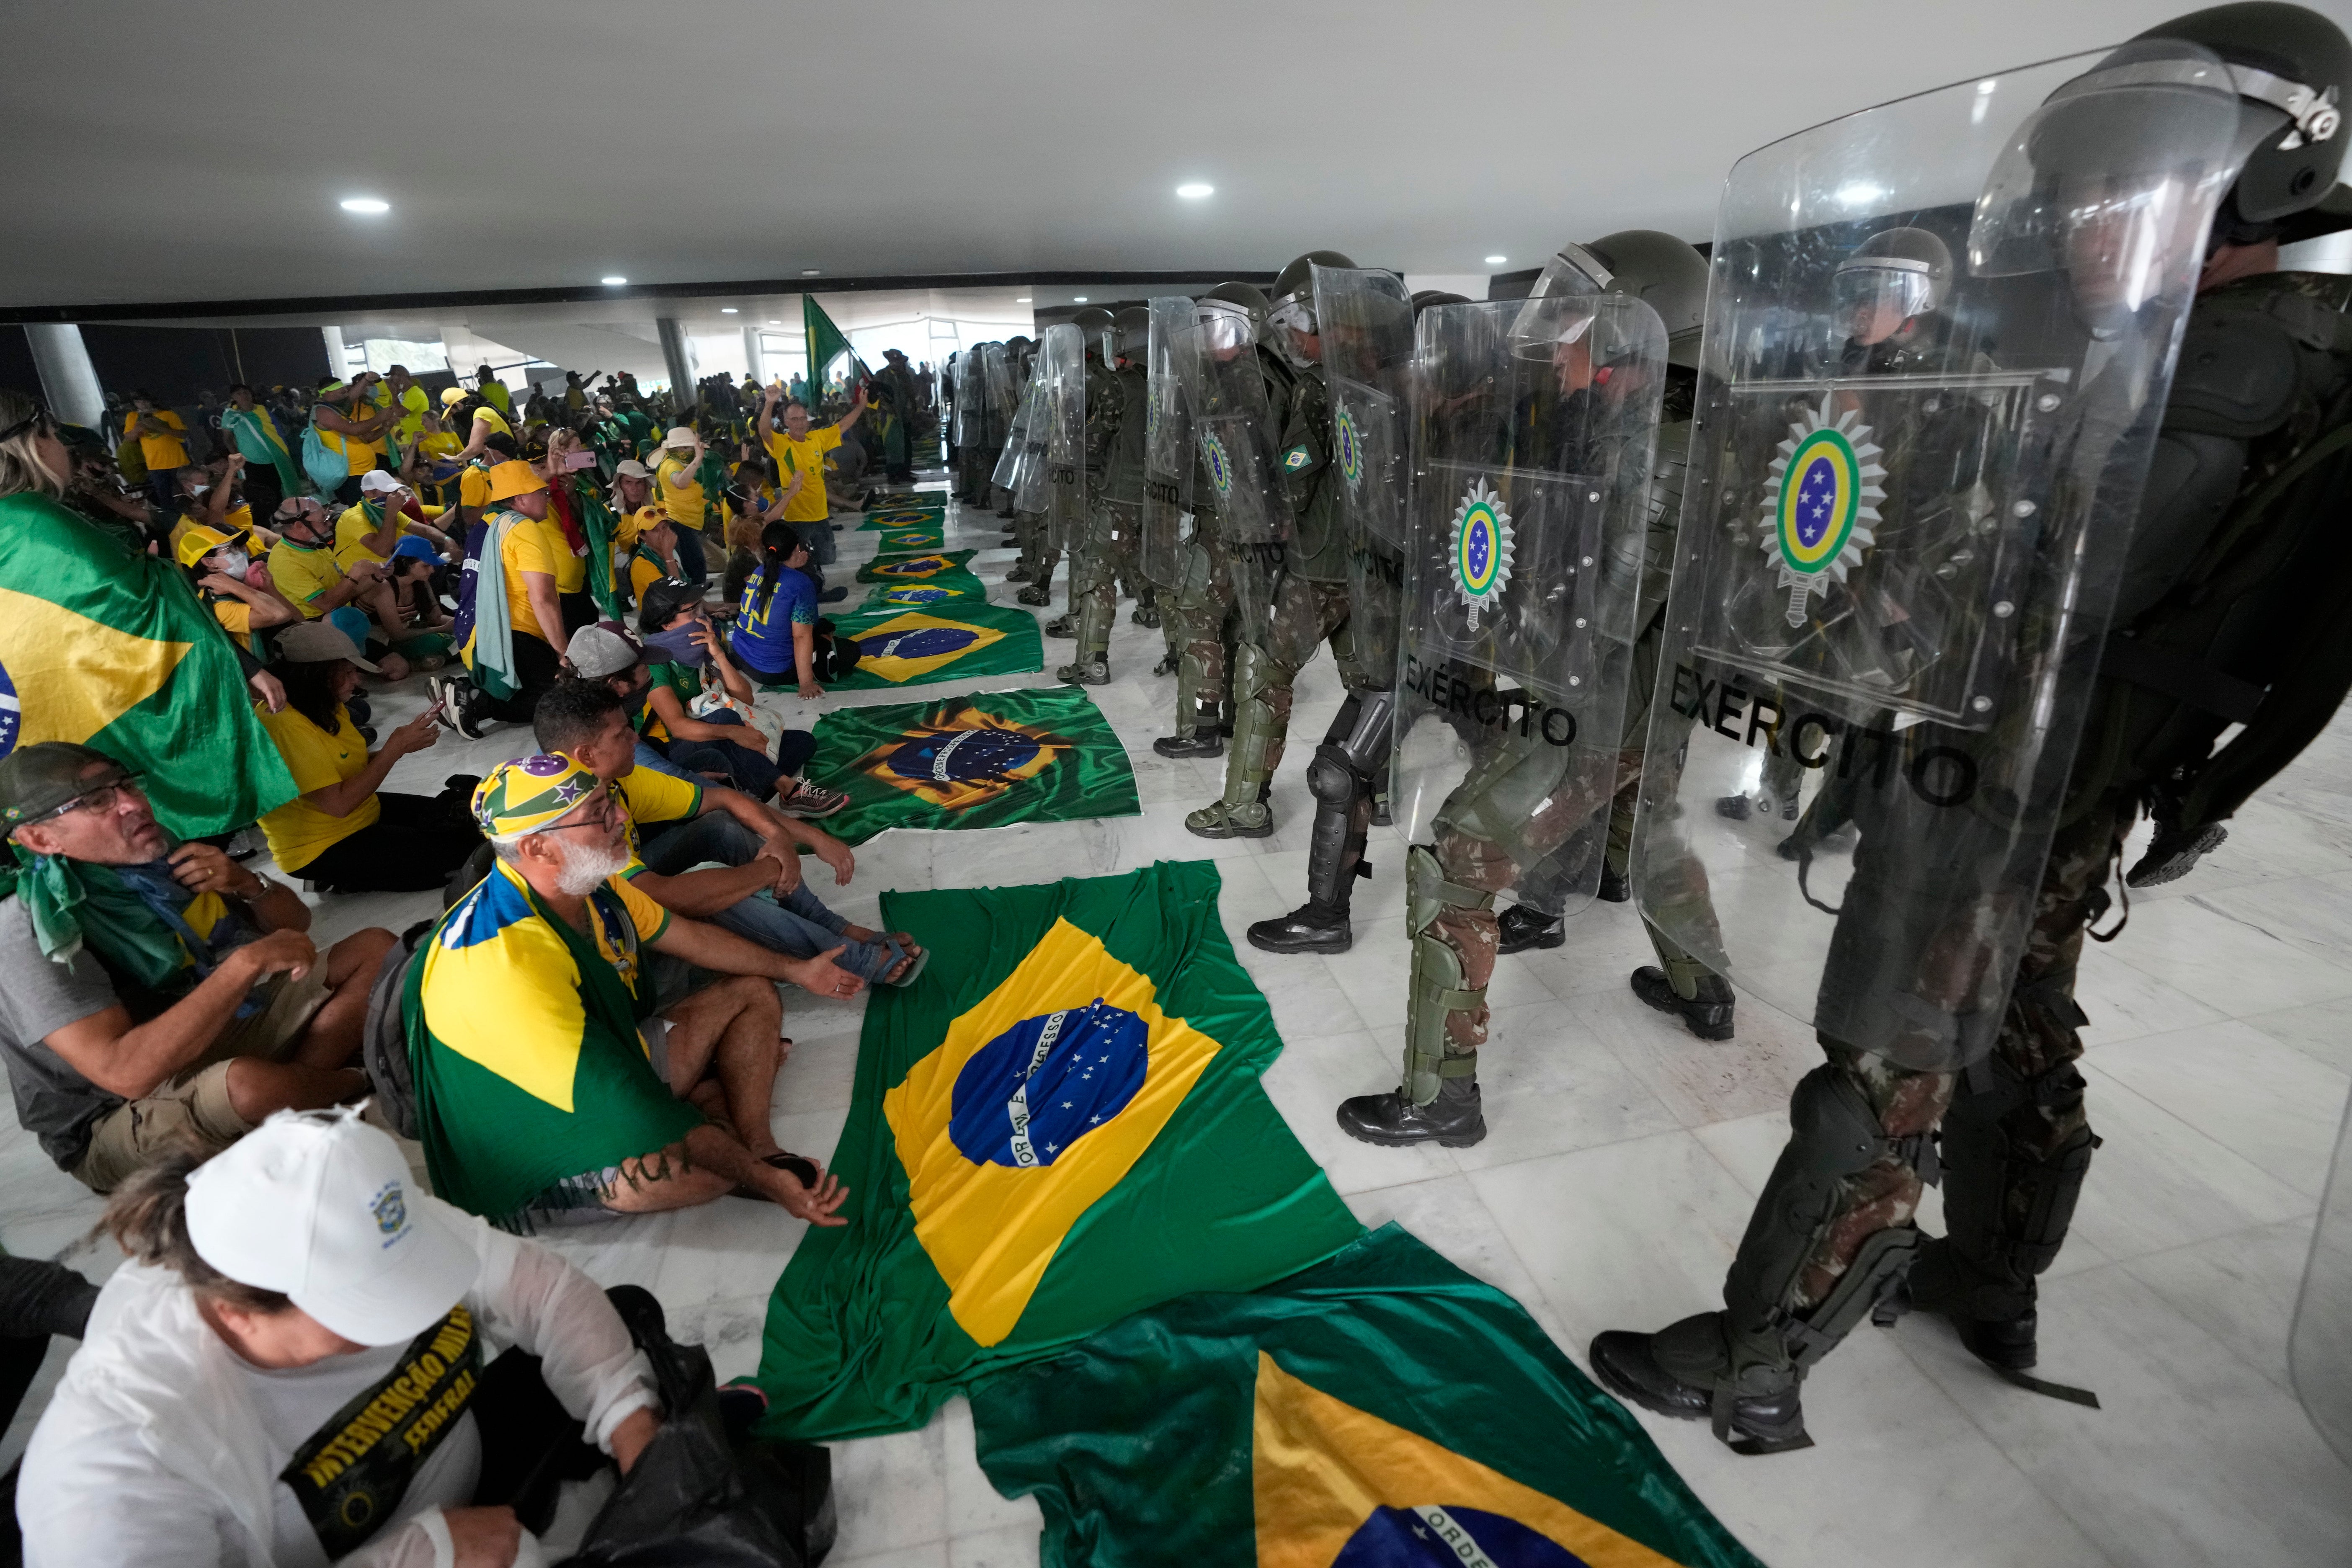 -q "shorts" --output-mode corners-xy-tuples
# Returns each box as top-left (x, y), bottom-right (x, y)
(70, 965), (334, 1193)
(522, 1008), (686, 1227)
